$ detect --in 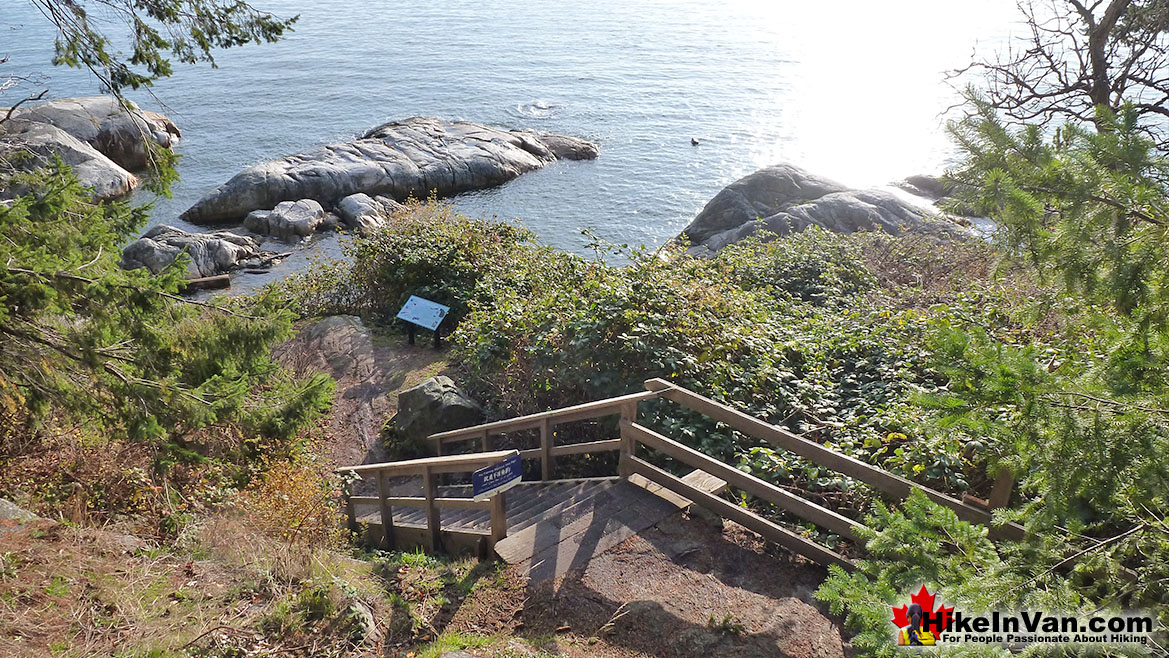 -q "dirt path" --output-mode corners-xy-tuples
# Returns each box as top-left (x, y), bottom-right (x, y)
(446, 514), (846, 658)
(275, 315), (449, 467)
